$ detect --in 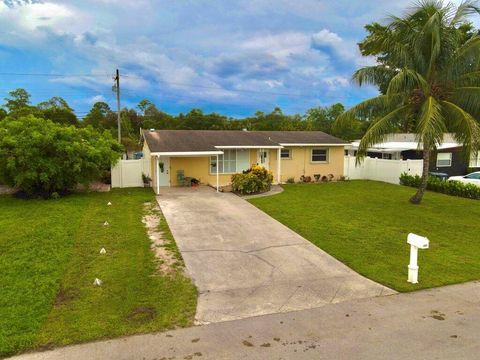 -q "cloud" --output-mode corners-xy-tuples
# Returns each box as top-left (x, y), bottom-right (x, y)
(0, 0), (429, 116)
(87, 94), (106, 104)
